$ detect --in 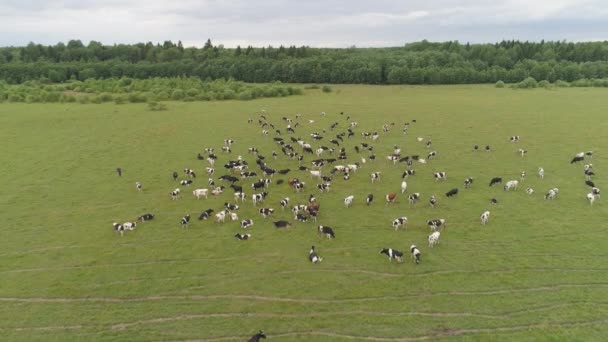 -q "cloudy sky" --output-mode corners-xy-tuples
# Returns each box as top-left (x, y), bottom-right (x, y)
(1, 0), (607, 47)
